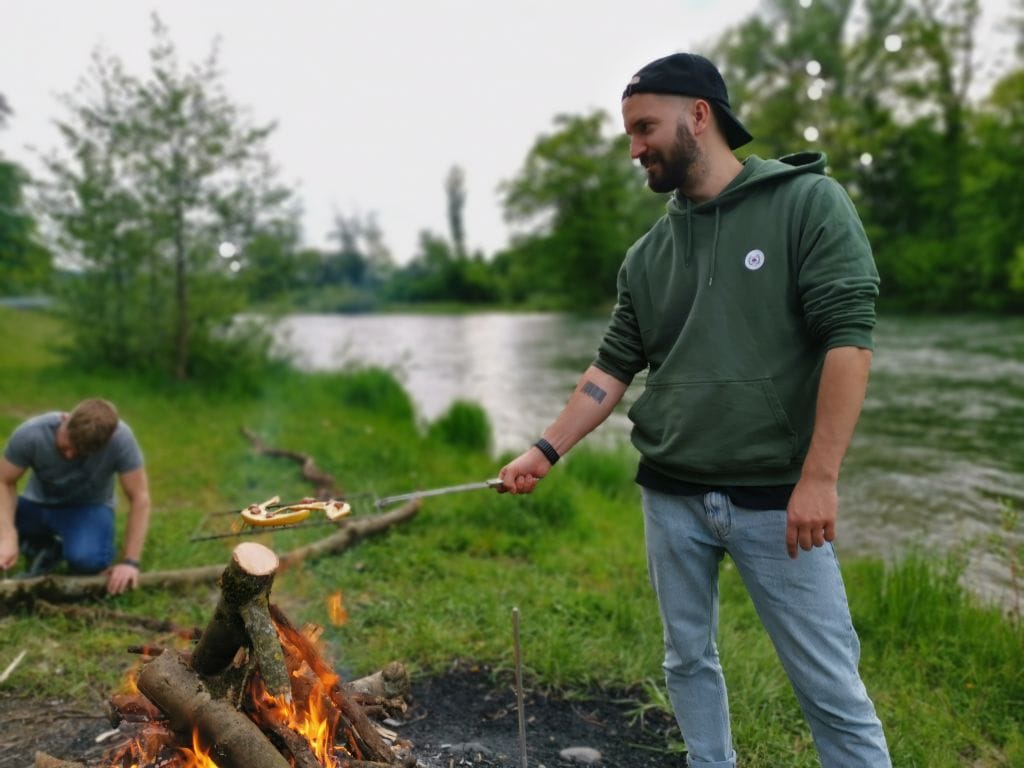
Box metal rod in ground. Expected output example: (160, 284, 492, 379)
(513, 606, 528, 768)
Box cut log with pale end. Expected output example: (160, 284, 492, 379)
(137, 649, 290, 768)
(190, 542, 291, 701)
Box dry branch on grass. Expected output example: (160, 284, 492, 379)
(0, 500, 421, 607)
(240, 426, 343, 499)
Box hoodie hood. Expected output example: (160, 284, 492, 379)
(663, 152, 827, 284)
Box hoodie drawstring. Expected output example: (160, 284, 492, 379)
(685, 199, 693, 268)
(708, 207, 720, 287)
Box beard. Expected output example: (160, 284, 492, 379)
(642, 120, 700, 194)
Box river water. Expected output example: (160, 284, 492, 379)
(277, 312, 1024, 606)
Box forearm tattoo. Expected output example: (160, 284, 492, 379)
(581, 380, 607, 404)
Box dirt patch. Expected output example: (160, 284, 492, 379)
(0, 663, 683, 767)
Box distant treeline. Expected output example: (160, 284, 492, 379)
(0, 3, 1022, 382)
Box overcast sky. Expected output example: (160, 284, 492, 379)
(0, 1, 1018, 264)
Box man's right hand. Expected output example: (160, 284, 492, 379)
(498, 447, 553, 495)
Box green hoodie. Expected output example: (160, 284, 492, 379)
(593, 152, 879, 487)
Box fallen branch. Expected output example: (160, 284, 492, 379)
(241, 427, 342, 499)
(0, 500, 421, 607)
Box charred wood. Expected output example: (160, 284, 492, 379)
(137, 649, 290, 768)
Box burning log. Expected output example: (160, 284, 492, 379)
(106, 541, 412, 768)
(137, 649, 290, 768)
(268, 603, 402, 764)
(190, 542, 291, 701)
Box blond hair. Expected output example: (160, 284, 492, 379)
(67, 398, 119, 457)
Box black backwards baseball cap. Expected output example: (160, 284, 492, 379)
(622, 53, 754, 150)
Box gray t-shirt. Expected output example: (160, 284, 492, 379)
(3, 412, 144, 507)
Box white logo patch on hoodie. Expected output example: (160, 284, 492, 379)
(744, 249, 766, 271)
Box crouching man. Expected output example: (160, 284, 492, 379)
(0, 398, 150, 594)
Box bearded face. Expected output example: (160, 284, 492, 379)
(641, 118, 701, 194)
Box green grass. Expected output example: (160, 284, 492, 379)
(1, 307, 1022, 766)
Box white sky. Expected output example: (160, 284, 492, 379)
(0, 0, 1018, 263)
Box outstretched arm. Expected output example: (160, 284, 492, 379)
(106, 467, 151, 594)
(499, 366, 628, 494)
(786, 346, 872, 558)
(0, 458, 26, 570)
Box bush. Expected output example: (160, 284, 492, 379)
(332, 366, 415, 422)
(427, 400, 492, 453)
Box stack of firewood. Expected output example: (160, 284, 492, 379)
(35, 542, 416, 768)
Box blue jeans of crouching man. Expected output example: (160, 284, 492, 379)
(641, 488, 891, 768)
(15, 496, 115, 574)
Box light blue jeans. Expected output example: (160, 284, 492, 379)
(641, 488, 890, 767)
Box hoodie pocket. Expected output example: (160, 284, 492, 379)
(627, 378, 799, 473)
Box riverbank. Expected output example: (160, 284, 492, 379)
(0, 306, 1021, 767)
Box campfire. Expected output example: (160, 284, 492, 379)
(37, 542, 414, 768)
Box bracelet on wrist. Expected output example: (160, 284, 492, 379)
(533, 437, 560, 466)
(120, 558, 141, 569)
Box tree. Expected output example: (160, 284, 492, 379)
(962, 68, 1024, 309)
(709, 0, 1024, 310)
(445, 165, 468, 260)
(0, 95, 51, 295)
(322, 211, 393, 289)
(498, 110, 663, 308)
(40, 16, 295, 380)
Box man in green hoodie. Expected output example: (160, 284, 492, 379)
(498, 53, 890, 767)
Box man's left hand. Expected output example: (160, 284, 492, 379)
(106, 562, 140, 594)
(785, 477, 838, 559)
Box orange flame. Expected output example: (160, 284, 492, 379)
(103, 610, 354, 768)
(119, 664, 140, 695)
(178, 728, 219, 768)
(252, 682, 342, 768)
(327, 591, 348, 626)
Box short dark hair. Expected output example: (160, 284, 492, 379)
(67, 398, 119, 457)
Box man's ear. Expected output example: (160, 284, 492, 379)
(691, 98, 714, 138)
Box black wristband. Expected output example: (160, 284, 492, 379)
(533, 438, 560, 466)
(121, 558, 141, 569)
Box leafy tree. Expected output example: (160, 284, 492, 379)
(0, 96, 51, 294)
(39, 16, 295, 380)
(237, 218, 312, 303)
(322, 211, 392, 289)
(710, 0, 1024, 311)
(446, 165, 468, 260)
(962, 69, 1024, 309)
(498, 110, 664, 308)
